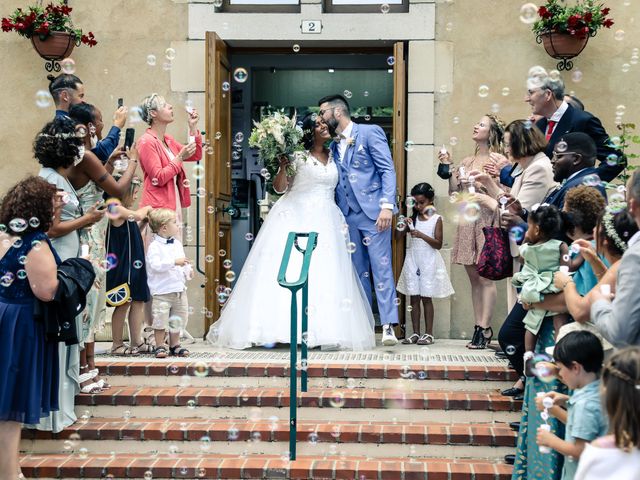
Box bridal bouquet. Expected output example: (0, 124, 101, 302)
(249, 111, 305, 179)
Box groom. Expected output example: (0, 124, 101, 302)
(318, 95, 400, 346)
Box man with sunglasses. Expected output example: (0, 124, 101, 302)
(524, 66, 624, 183)
(497, 133, 606, 409)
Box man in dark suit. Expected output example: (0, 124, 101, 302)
(525, 69, 624, 183)
(497, 133, 606, 401)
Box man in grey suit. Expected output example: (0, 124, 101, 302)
(591, 171, 640, 348)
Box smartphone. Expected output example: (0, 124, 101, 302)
(96, 204, 107, 211)
(117, 98, 124, 108)
(124, 128, 135, 149)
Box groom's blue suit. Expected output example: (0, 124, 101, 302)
(331, 122, 399, 326)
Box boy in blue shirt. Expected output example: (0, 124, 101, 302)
(535, 330, 608, 480)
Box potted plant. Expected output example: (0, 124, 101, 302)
(2, 1, 97, 71)
(532, 0, 613, 70)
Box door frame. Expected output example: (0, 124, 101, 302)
(202, 38, 408, 330)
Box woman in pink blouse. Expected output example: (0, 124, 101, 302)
(137, 93, 202, 239)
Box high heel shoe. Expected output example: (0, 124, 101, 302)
(468, 326, 493, 349)
(466, 325, 481, 348)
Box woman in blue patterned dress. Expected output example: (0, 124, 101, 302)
(0, 177, 61, 477)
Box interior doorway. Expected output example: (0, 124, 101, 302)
(204, 34, 407, 332)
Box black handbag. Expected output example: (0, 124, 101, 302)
(437, 163, 452, 179)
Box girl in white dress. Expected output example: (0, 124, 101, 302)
(397, 183, 454, 345)
(206, 114, 375, 350)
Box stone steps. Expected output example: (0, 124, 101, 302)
(21, 418, 516, 459)
(19, 453, 514, 479)
(20, 345, 518, 479)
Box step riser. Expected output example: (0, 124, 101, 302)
(74, 406, 522, 423)
(21, 439, 515, 460)
(105, 376, 514, 392)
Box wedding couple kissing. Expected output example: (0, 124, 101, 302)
(207, 94, 400, 350)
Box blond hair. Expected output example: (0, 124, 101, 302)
(148, 208, 176, 233)
(139, 93, 166, 125)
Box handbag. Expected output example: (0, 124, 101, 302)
(476, 209, 513, 280)
(105, 221, 132, 307)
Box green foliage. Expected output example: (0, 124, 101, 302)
(533, 0, 614, 38)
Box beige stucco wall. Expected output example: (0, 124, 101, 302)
(1, 0, 638, 339)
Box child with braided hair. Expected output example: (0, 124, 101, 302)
(574, 346, 640, 479)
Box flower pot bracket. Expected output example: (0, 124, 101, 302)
(536, 30, 594, 71)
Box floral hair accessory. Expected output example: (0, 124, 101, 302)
(602, 202, 629, 253)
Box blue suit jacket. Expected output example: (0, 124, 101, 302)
(332, 123, 397, 221)
(536, 105, 624, 183)
(545, 167, 606, 210)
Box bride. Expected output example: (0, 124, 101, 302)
(206, 113, 375, 350)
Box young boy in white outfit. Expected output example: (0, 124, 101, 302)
(146, 208, 194, 358)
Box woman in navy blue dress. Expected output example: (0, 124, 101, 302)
(0, 176, 61, 477)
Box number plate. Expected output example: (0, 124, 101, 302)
(301, 20, 322, 34)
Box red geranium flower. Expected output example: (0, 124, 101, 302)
(584, 12, 593, 22)
(603, 19, 614, 28)
(1, 18, 14, 32)
(601, 7, 610, 15)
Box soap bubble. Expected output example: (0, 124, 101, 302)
(35, 90, 53, 108)
(463, 202, 481, 222)
(292, 44, 300, 53)
(501, 87, 510, 96)
(519, 3, 538, 24)
(571, 70, 583, 83)
(509, 226, 525, 243)
(478, 85, 490, 97)
(233, 67, 248, 83)
(556, 141, 568, 153)
(582, 174, 601, 187)
(165, 48, 177, 60)
(245, 232, 254, 241)
(616, 105, 626, 116)
(614, 30, 625, 41)
(622, 63, 631, 73)
(329, 391, 345, 408)
(146, 54, 157, 66)
(222, 81, 230, 92)
(404, 140, 415, 152)
(505, 345, 517, 355)
(387, 56, 395, 66)
(380, 3, 390, 14)
(343, 90, 353, 99)
(60, 58, 76, 74)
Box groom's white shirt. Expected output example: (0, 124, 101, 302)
(337, 121, 354, 162)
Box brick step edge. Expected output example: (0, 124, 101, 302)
(20, 453, 514, 479)
(23, 419, 517, 447)
(75, 387, 523, 411)
(95, 361, 518, 382)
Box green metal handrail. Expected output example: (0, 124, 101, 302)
(277, 231, 318, 461)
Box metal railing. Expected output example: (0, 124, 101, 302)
(277, 231, 318, 461)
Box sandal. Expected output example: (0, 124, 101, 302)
(417, 334, 435, 345)
(466, 325, 481, 348)
(142, 327, 156, 348)
(80, 381, 102, 394)
(136, 342, 155, 354)
(169, 345, 190, 357)
(401, 333, 420, 345)
(110, 344, 140, 356)
(155, 345, 168, 359)
(96, 377, 111, 390)
(468, 327, 493, 350)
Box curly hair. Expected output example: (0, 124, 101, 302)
(564, 185, 606, 235)
(529, 204, 562, 240)
(33, 116, 83, 169)
(300, 112, 318, 150)
(0, 176, 56, 236)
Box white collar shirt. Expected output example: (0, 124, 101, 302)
(338, 121, 354, 161)
(146, 234, 190, 295)
(549, 101, 569, 123)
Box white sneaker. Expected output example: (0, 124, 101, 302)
(381, 325, 398, 346)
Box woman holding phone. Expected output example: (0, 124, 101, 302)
(67, 103, 140, 392)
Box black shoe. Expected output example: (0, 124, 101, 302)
(514, 393, 524, 401)
(509, 421, 520, 432)
(495, 351, 507, 359)
(504, 454, 515, 465)
(501, 387, 525, 397)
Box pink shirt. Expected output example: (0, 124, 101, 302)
(138, 128, 202, 210)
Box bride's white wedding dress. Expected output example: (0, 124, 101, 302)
(206, 151, 375, 350)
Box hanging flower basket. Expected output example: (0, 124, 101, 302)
(532, 0, 614, 71)
(537, 31, 590, 70)
(2, 1, 97, 72)
(30, 30, 75, 61)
